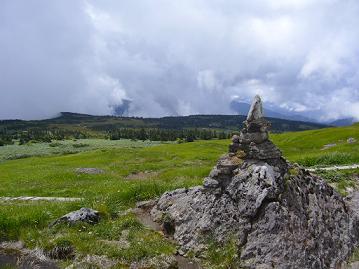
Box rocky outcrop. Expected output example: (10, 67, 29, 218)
(150, 95, 359, 268)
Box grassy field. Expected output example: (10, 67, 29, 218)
(0, 140, 228, 268)
(0, 139, 164, 162)
(0, 124, 358, 268)
(272, 122, 359, 166)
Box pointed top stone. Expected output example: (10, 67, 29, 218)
(247, 95, 264, 122)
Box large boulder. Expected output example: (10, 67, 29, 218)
(150, 95, 359, 268)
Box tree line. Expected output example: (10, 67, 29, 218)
(0, 127, 88, 146)
(0, 126, 233, 146)
(107, 128, 230, 142)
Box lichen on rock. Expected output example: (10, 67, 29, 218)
(150, 95, 359, 269)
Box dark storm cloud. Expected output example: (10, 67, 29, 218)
(1, 0, 359, 120)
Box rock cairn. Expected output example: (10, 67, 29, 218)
(229, 95, 281, 160)
(151, 95, 359, 269)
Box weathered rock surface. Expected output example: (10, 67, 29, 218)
(50, 208, 100, 226)
(150, 95, 359, 268)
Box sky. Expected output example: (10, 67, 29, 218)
(1, 0, 359, 121)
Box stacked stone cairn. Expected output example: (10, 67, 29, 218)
(150, 95, 359, 269)
(229, 95, 281, 160)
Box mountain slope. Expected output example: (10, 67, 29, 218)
(0, 112, 328, 135)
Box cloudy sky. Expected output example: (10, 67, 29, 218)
(1, 0, 359, 121)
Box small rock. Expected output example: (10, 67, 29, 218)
(203, 177, 219, 188)
(50, 208, 100, 227)
(246, 95, 264, 122)
(348, 137, 357, 144)
(232, 135, 240, 143)
(322, 143, 337, 150)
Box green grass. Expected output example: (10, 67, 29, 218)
(0, 140, 227, 267)
(0, 201, 82, 241)
(0, 201, 175, 266)
(0, 140, 225, 198)
(312, 168, 359, 196)
(204, 236, 241, 269)
(27, 213, 175, 261)
(0, 123, 358, 267)
(271, 123, 359, 166)
(0, 139, 164, 162)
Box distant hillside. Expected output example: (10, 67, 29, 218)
(0, 112, 328, 137)
(330, 117, 358, 127)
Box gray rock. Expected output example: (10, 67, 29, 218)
(50, 208, 100, 226)
(232, 134, 240, 143)
(239, 130, 269, 144)
(150, 95, 359, 268)
(247, 95, 264, 122)
(322, 143, 337, 150)
(151, 158, 359, 268)
(348, 137, 357, 144)
(203, 177, 219, 188)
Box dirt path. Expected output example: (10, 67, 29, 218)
(0, 196, 83, 202)
(307, 164, 359, 172)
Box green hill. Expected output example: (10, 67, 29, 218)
(271, 123, 359, 166)
(0, 112, 327, 136)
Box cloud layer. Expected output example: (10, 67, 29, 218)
(1, 0, 359, 121)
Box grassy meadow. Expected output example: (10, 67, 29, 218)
(271, 122, 359, 166)
(0, 139, 164, 163)
(0, 123, 358, 268)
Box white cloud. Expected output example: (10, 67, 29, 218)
(197, 70, 220, 91)
(0, 0, 359, 121)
